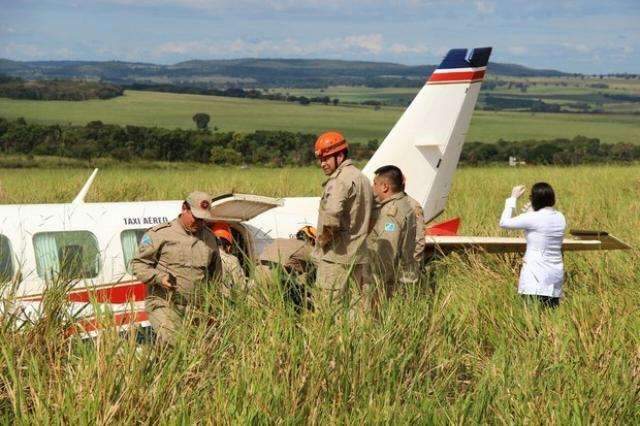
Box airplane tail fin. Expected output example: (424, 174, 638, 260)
(362, 47, 492, 222)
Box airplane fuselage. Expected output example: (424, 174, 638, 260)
(0, 197, 320, 331)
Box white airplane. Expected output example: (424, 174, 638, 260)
(0, 47, 629, 334)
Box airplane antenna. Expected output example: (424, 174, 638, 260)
(72, 168, 99, 204)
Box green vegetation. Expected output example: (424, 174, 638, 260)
(0, 75, 123, 101)
(279, 76, 640, 113)
(0, 118, 378, 165)
(0, 165, 637, 422)
(1, 118, 637, 166)
(1, 90, 639, 144)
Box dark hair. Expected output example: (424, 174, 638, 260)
(374, 165, 404, 192)
(530, 182, 555, 211)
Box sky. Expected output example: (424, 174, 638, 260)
(0, 0, 638, 73)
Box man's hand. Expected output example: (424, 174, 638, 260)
(317, 227, 335, 249)
(160, 274, 176, 290)
(511, 185, 526, 199)
(520, 201, 532, 213)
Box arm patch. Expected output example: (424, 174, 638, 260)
(140, 234, 153, 249)
(384, 222, 397, 232)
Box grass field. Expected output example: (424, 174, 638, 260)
(280, 76, 640, 113)
(0, 165, 638, 422)
(1, 90, 639, 144)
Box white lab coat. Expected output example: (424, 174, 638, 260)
(499, 197, 566, 297)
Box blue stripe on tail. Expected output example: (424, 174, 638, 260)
(438, 47, 492, 69)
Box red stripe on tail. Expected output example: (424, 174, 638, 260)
(428, 70, 485, 84)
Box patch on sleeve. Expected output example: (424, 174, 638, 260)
(384, 222, 397, 232)
(140, 234, 153, 248)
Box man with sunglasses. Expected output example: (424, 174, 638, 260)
(132, 191, 222, 345)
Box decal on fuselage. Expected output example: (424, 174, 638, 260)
(123, 216, 169, 226)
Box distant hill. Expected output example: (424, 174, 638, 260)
(0, 58, 569, 88)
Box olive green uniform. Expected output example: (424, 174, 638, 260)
(315, 159, 374, 304)
(368, 192, 418, 297)
(260, 238, 314, 275)
(132, 217, 222, 345)
(406, 194, 426, 263)
(220, 251, 249, 294)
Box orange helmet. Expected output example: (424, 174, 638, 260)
(295, 225, 317, 243)
(315, 131, 348, 158)
(211, 223, 232, 244)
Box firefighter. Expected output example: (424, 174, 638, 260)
(211, 222, 247, 291)
(132, 191, 222, 345)
(313, 131, 374, 309)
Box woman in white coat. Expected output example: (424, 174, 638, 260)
(499, 182, 566, 308)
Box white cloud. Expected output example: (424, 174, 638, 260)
(389, 43, 430, 54)
(0, 43, 46, 59)
(342, 34, 384, 54)
(0, 25, 16, 35)
(507, 45, 527, 55)
(153, 34, 432, 59)
(560, 42, 592, 53)
(0, 43, 76, 60)
(474, 0, 495, 14)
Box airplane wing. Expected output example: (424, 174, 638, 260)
(425, 230, 631, 254)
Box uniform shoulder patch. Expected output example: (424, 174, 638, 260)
(139, 234, 153, 249)
(384, 222, 397, 232)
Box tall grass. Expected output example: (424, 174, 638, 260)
(0, 164, 638, 422)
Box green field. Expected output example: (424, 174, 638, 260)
(1, 90, 639, 144)
(0, 165, 637, 422)
(279, 76, 640, 113)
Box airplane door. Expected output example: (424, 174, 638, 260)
(209, 194, 284, 222)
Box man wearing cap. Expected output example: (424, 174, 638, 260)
(313, 131, 374, 309)
(132, 191, 222, 345)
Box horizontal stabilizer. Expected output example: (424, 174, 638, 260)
(569, 229, 631, 250)
(425, 232, 631, 254)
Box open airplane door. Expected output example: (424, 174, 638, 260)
(210, 193, 284, 222)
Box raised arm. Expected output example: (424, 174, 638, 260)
(499, 185, 537, 230)
(499, 197, 536, 230)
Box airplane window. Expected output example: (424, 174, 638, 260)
(33, 231, 100, 280)
(121, 229, 147, 273)
(0, 235, 14, 283)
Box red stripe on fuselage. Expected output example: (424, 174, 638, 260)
(19, 281, 147, 303)
(427, 69, 485, 84)
(67, 281, 147, 303)
(68, 310, 149, 335)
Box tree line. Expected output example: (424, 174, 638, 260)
(462, 136, 640, 165)
(0, 118, 637, 166)
(0, 117, 378, 166)
(0, 75, 123, 101)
